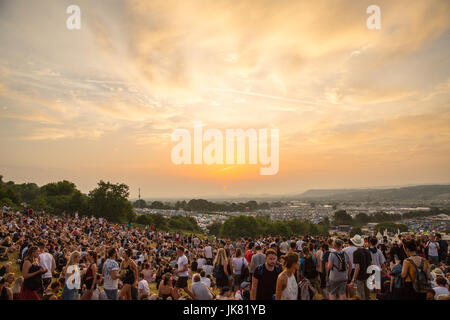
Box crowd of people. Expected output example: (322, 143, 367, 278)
(0, 206, 449, 300)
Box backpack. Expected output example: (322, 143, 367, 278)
(240, 258, 249, 280)
(304, 256, 317, 279)
(255, 263, 282, 278)
(213, 263, 225, 279)
(407, 258, 431, 293)
(332, 252, 347, 272)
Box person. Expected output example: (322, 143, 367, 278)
(80, 250, 97, 300)
(244, 242, 254, 265)
(319, 243, 330, 299)
(0, 276, 12, 300)
(343, 238, 357, 298)
(436, 234, 448, 264)
(204, 244, 213, 263)
(432, 276, 449, 299)
(280, 238, 289, 254)
(389, 254, 404, 300)
(61, 251, 82, 300)
(249, 245, 265, 284)
(193, 269, 209, 288)
(119, 248, 138, 300)
(12, 277, 23, 300)
(158, 273, 175, 300)
(231, 247, 248, 291)
(401, 239, 431, 300)
(137, 272, 150, 299)
(19, 246, 46, 300)
(426, 289, 436, 300)
(276, 252, 299, 300)
(235, 281, 251, 300)
(211, 248, 227, 290)
(327, 239, 351, 300)
(251, 249, 281, 300)
(300, 247, 317, 285)
(38, 241, 55, 295)
(369, 237, 386, 273)
(349, 235, 372, 300)
(191, 273, 212, 300)
(102, 247, 120, 300)
(426, 236, 440, 266)
(174, 246, 195, 299)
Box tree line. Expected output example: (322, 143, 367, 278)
(0, 176, 135, 224)
(331, 208, 447, 227)
(207, 215, 330, 239)
(133, 198, 286, 212)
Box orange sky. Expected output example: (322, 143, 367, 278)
(0, 0, 449, 198)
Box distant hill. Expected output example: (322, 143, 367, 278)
(297, 185, 450, 201)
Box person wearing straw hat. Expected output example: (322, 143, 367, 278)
(349, 235, 372, 300)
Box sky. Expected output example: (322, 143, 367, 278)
(0, 0, 449, 199)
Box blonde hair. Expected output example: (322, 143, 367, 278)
(12, 277, 23, 295)
(213, 248, 227, 266)
(66, 251, 81, 269)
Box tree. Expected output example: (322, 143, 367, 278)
(207, 222, 222, 236)
(136, 214, 153, 225)
(332, 210, 353, 226)
(355, 213, 370, 224)
(149, 201, 165, 209)
(133, 199, 147, 208)
(350, 227, 362, 237)
(88, 181, 136, 223)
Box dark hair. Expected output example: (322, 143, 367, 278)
(370, 238, 378, 246)
(107, 248, 116, 258)
(405, 240, 417, 252)
(436, 276, 447, 286)
(88, 251, 97, 261)
(265, 249, 277, 257)
(281, 252, 299, 269)
(125, 248, 133, 257)
(255, 245, 262, 251)
(138, 272, 144, 278)
(290, 242, 296, 249)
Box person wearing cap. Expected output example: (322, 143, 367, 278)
(235, 281, 251, 300)
(349, 235, 372, 300)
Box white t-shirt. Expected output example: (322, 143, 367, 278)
(138, 279, 150, 296)
(232, 257, 248, 275)
(433, 286, 449, 299)
(202, 265, 213, 276)
(204, 246, 213, 259)
(102, 259, 120, 290)
(201, 276, 211, 288)
(343, 246, 357, 269)
(39, 252, 54, 279)
(197, 258, 206, 269)
(177, 255, 189, 277)
(428, 242, 439, 257)
(296, 240, 304, 251)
